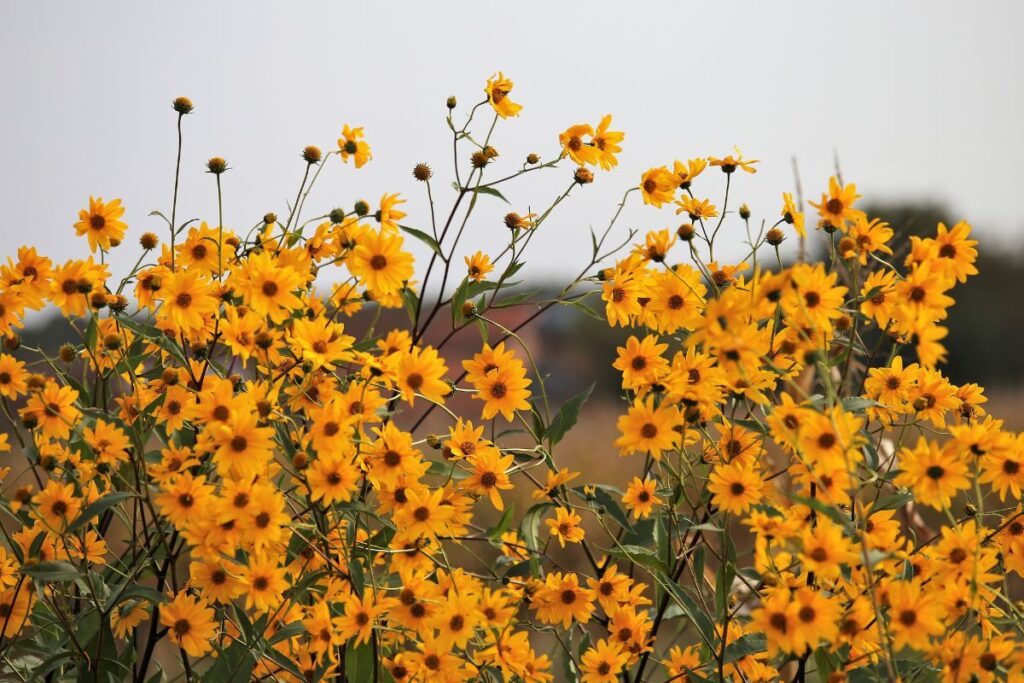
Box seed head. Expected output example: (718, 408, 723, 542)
(354, 200, 370, 217)
(526, 153, 540, 165)
(109, 295, 129, 312)
(58, 343, 77, 363)
(470, 151, 489, 169)
(302, 145, 322, 164)
(765, 227, 784, 246)
(412, 163, 433, 181)
(329, 208, 346, 224)
(677, 223, 696, 241)
(140, 232, 159, 250)
(461, 301, 477, 318)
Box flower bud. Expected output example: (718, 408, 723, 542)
(446, 95, 457, 109)
(206, 157, 228, 174)
(574, 167, 594, 185)
(739, 203, 751, 220)
(354, 200, 370, 217)
(677, 223, 696, 241)
(461, 301, 477, 318)
(526, 153, 540, 165)
(140, 232, 159, 250)
(264, 212, 277, 225)
(3, 335, 19, 352)
(172, 96, 194, 115)
(765, 227, 784, 246)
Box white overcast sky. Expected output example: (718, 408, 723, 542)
(2, 1, 1022, 285)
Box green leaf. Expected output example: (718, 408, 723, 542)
(115, 585, 168, 607)
(205, 640, 256, 683)
(588, 486, 633, 533)
(874, 492, 913, 511)
(471, 185, 510, 203)
(486, 505, 516, 543)
(399, 225, 443, 257)
(606, 544, 670, 575)
(842, 396, 879, 413)
(67, 491, 134, 534)
(85, 315, 98, 352)
(521, 502, 553, 577)
(662, 581, 716, 649)
(723, 632, 765, 663)
(545, 383, 595, 446)
(20, 560, 80, 582)
(344, 641, 374, 682)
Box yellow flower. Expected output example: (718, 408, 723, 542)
(709, 148, 758, 174)
(532, 571, 594, 627)
(485, 71, 523, 119)
(334, 591, 386, 646)
(377, 192, 407, 232)
(338, 124, 372, 167)
(580, 639, 629, 683)
(809, 176, 864, 231)
(621, 477, 661, 519)
(559, 123, 598, 167)
(708, 461, 763, 515)
(591, 115, 624, 170)
(396, 345, 449, 406)
(348, 228, 414, 296)
(465, 251, 493, 282)
(160, 592, 217, 657)
(639, 166, 676, 207)
(157, 269, 219, 334)
(74, 196, 127, 252)
(33, 480, 81, 530)
(545, 507, 585, 547)
(614, 396, 680, 459)
(781, 191, 805, 237)
(894, 437, 971, 509)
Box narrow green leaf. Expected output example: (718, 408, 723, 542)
(545, 383, 595, 446)
(20, 560, 80, 582)
(67, 491, 134, 534)
(399, 225, 443, 257)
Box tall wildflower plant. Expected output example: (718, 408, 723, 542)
(0, 75, 1011, 682)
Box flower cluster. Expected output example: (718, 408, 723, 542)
(0, 73, 1017, 683)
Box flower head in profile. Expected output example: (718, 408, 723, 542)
(709, 148, 758, 174)
(485, 71, 523, 118)
(338, 124, 372, 167)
